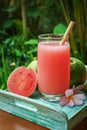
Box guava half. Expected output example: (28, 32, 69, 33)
(7, 66, 37, 97)
(70, 57, 86, 87)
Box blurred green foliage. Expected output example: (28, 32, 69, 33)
(0, 0, 87, 89)
(59, 0, 87, 62)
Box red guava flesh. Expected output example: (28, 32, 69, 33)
(7, 66, 37, 97)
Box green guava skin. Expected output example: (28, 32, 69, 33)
(27, 60, 38, 73)
(27, 60, 38, 92)
(70, 57, 86, 87)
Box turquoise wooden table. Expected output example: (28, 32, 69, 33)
(0, 90, 87, 130)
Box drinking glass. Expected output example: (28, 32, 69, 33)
(37, 34, 70, 101)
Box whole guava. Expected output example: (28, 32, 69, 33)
(70, 57, 86, 87)
(27, 60, 37, 73)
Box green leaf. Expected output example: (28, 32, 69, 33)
(27, 8, 40, 18)
(15, 49, 21, 57)
(0, 30, 8, 35)
(27, 48, 37, 54)
(4, 37, 13, 44)
(3, 6, 17, 12)
(13, 19, 22, 32)
(53, 23, 67, 34)
(4, 20, 14, 29)
(24, 39, 38, 45)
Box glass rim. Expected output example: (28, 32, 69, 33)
(38, 33, 64, 40)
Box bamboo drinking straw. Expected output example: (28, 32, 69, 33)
(60, 21, 75, 45)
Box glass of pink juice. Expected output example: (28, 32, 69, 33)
(37, 34, 70, 101)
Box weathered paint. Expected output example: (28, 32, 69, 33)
(0, 90, 87, 130)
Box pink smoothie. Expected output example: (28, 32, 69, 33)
(38, 41, 70, 95)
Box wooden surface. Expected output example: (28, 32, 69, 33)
(0, 110, 87, 130)
(0, 110, 49, 130)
